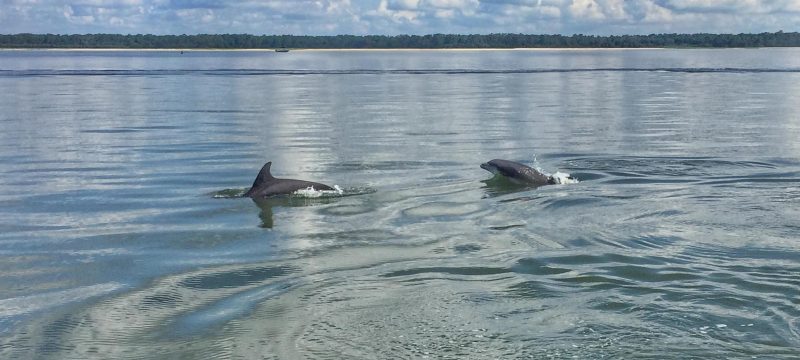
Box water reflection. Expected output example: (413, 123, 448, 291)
(481, 174, 542, 197)
(251, 196, 338, 229)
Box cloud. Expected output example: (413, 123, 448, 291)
(386, 0, 420, 11)
(0, 0, 798, 35)
(659, 0, 800, 14)
(568, 0, 605, 20)
(625, 0, 672, 23)
(374, 0, 479, 26)
(155, 0, 223, 10)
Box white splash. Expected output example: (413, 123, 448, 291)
(531, 154, 542, 172)
(293, 185, 344, 198)
(530, 154, 579, 185)
(551, 171, 580, 185)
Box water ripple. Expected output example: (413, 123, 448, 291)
(3, 50, 800, 359)
(4, 67, 800, 77)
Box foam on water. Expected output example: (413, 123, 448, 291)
(293, 185, 344, 198)
(531, 155, 579, 185)
(551, 171, 580, 184)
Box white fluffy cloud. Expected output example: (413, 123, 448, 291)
(0, 0, 798, 35)
(662, 0, 798, 13)
(375, 0, 479, 24)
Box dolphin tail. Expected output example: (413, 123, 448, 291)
(244, 161, 274, 197)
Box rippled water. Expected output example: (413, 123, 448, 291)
(1, 49, 799, 359)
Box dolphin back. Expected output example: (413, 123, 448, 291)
(484, 159, 552, 185)
(244, 161, 334, 198)
(262, 180, 334, 197)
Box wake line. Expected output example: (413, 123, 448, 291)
(2, 68, 800, 77)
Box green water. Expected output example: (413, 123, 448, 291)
(1, 49, 799, 359)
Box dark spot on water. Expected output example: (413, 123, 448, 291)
(568, 236, 598, 247)
(489, 224, 525, 231)
(701, 174, 800, 186)
(512, 258, 571, 276)
(38, 315, 82, 354)
(603, 178, 697, 185)
(541, 197, 603, 210)
(180, 265, 298, 289)
(506, 280, 561, 298)
(607, 170, 646, 178)
(453, 244, 483, 253)
(381, 266, 509, 278)
(624, 234, 683, 250)
(80, 128, 138, 134)
(140, 291, 182, 309)
(625, 209, 685, 221)
(404, 131, 459, 136)
(569, 171, 604, 181)
(589, 298, 637, 312)
(602, 264, 701, 283)
(496, 195, 540, 203)
(555, 274, 633, 287)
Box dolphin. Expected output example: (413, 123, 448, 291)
(481, 159, 571, 186)
(243, 161, 334, 198)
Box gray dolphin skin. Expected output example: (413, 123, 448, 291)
(480, 159, 560, 186)
(243, 161, 334, 198)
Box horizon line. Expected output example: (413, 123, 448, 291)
(2, 31, 797, 37)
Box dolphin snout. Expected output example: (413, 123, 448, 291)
(480, 162, 499, 175)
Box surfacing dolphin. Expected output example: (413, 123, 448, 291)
(481, 159, 572, 186)
(244, 161, 334, 198)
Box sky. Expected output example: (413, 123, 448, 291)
(1, 0, 799, 36)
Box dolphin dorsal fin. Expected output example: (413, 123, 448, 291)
(255, 161, 275, 181)
(243, 162, 276, 197)
(249, 161, 276, 189)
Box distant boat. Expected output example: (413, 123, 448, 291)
(275, 48, 290, 53)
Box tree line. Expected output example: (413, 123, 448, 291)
(2, 32, 799, 49)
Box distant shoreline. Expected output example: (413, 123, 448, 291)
(3, 32, 799, 49)
(0, 47, 673, 52)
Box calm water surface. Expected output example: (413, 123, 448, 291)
(1, 49, 799, 359)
